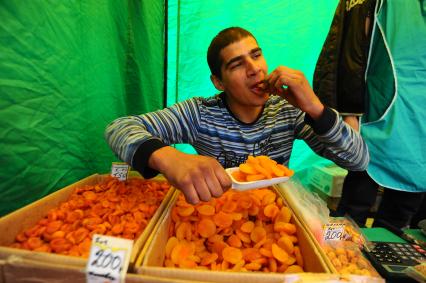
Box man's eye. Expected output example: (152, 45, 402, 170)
(253, 52, 262, 58)
(230, 62, 242, 69)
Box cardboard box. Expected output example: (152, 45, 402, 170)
(0, 259, 5, 283)
(135, 188, 331, 283)
(0, 173, 174, 270)
(309, 165, 347, 198)
(0, 255, 207, 283)
(0, 256, 205, 283)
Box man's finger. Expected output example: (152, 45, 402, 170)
(214, 167, 232, 192)
(181, 184, 200, 205)
(192, 176, 212, 202)
(202, 168, 225, 197)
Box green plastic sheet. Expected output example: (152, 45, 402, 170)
(0, 0, 164, 216)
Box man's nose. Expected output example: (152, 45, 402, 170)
(246, 58, 260, 76)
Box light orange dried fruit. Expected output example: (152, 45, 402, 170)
(222, 246, 243, 264)
(284, 264, 304, 273)
(176, 222, 192, 241)
(246, 174, 266, 182)
(260, 247, 273, 258)
(272, 243, 289, 263)
(239, 163, 258, 175)
(236, 229, 251, 244)
(242, 248, 262, 262)
(222, 201, 238, 213)
(227, 234, 242, 248)
(264, 204, 279, 219)
(213, 211, 233, 228)
(27, 237, 43, 250)
(245, 262, 262, 271)
(171, 242, 194, 265)
(240, 221, 255, 233)
(231, 171, 247, 182)
(235, 156, 294, 182)
(196, 204, 215, 216)
(277, 235, 294, 254)
(197, 219, 216, 238)
(250, 226, 266, 243)
(165, 236, 179, 258)
(200, 252, 218, 266)
(176, 206, 195, 217)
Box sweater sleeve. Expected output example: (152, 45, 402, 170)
(104, 98, 201, 177)
(296, 107, 370, 171)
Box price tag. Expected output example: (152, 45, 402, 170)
(323, 223, 346, 241)
(86, 234, 133, 283)
(111, 163, 130, 181)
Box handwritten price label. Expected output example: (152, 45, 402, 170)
(323, 223, 345, 241)
(111, 163, 130, 181)
(86, 234, 133, 283)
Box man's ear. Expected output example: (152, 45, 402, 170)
(210, 74, 224, 91)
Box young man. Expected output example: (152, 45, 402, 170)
(105, 27, 369, 205)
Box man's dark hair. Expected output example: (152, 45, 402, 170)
(207, 27, 255, 79)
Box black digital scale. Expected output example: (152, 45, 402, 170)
(363, 241, 426, 282)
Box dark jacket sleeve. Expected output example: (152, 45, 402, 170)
(313, 0, 345, 109)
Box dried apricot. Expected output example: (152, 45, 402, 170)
(197, 219, 216, 238)
(213, 211, 233, 228)
(196, 204, 215, 216)
(272, 243, 289, 263)
(250, 226, 266, 243)
(222, 246, 243, 264)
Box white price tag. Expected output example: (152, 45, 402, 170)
(323, 223, 346, 241)
(111, 163, 130, 181)
(86, 234, 133, 283)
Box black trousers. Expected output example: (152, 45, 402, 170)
(411, 196, 426, 228)
(333, 170, 425, 229)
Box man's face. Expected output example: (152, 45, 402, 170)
(214, 36, 269, 108)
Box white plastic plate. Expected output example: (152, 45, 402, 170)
(226, 167, 290, 191)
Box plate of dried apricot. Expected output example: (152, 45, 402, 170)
(226, 155, 294, 191)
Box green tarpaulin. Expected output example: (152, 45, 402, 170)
(0, 0, 165, 215)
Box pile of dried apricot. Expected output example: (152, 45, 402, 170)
(9, 176, 170, 258)
(323, 242, 380, 277)
(231, 156, 294, 182)
(164, 188, 304, 273)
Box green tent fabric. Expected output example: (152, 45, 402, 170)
(0, 0, 165, 216)
(361, 0, 426, 191)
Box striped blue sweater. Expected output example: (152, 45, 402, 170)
(105, 93, 369, 177)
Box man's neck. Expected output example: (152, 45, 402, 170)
(221, 93, 264, 124)
(232, 105, 263, 124)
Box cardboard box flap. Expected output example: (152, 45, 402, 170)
(2, 255, 204, 283)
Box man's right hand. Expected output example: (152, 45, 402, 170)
(148, 146, 231, 204)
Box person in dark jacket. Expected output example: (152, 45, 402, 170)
(314, 0, 376, 227)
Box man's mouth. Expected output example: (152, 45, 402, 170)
(250, 80, 268, 94)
